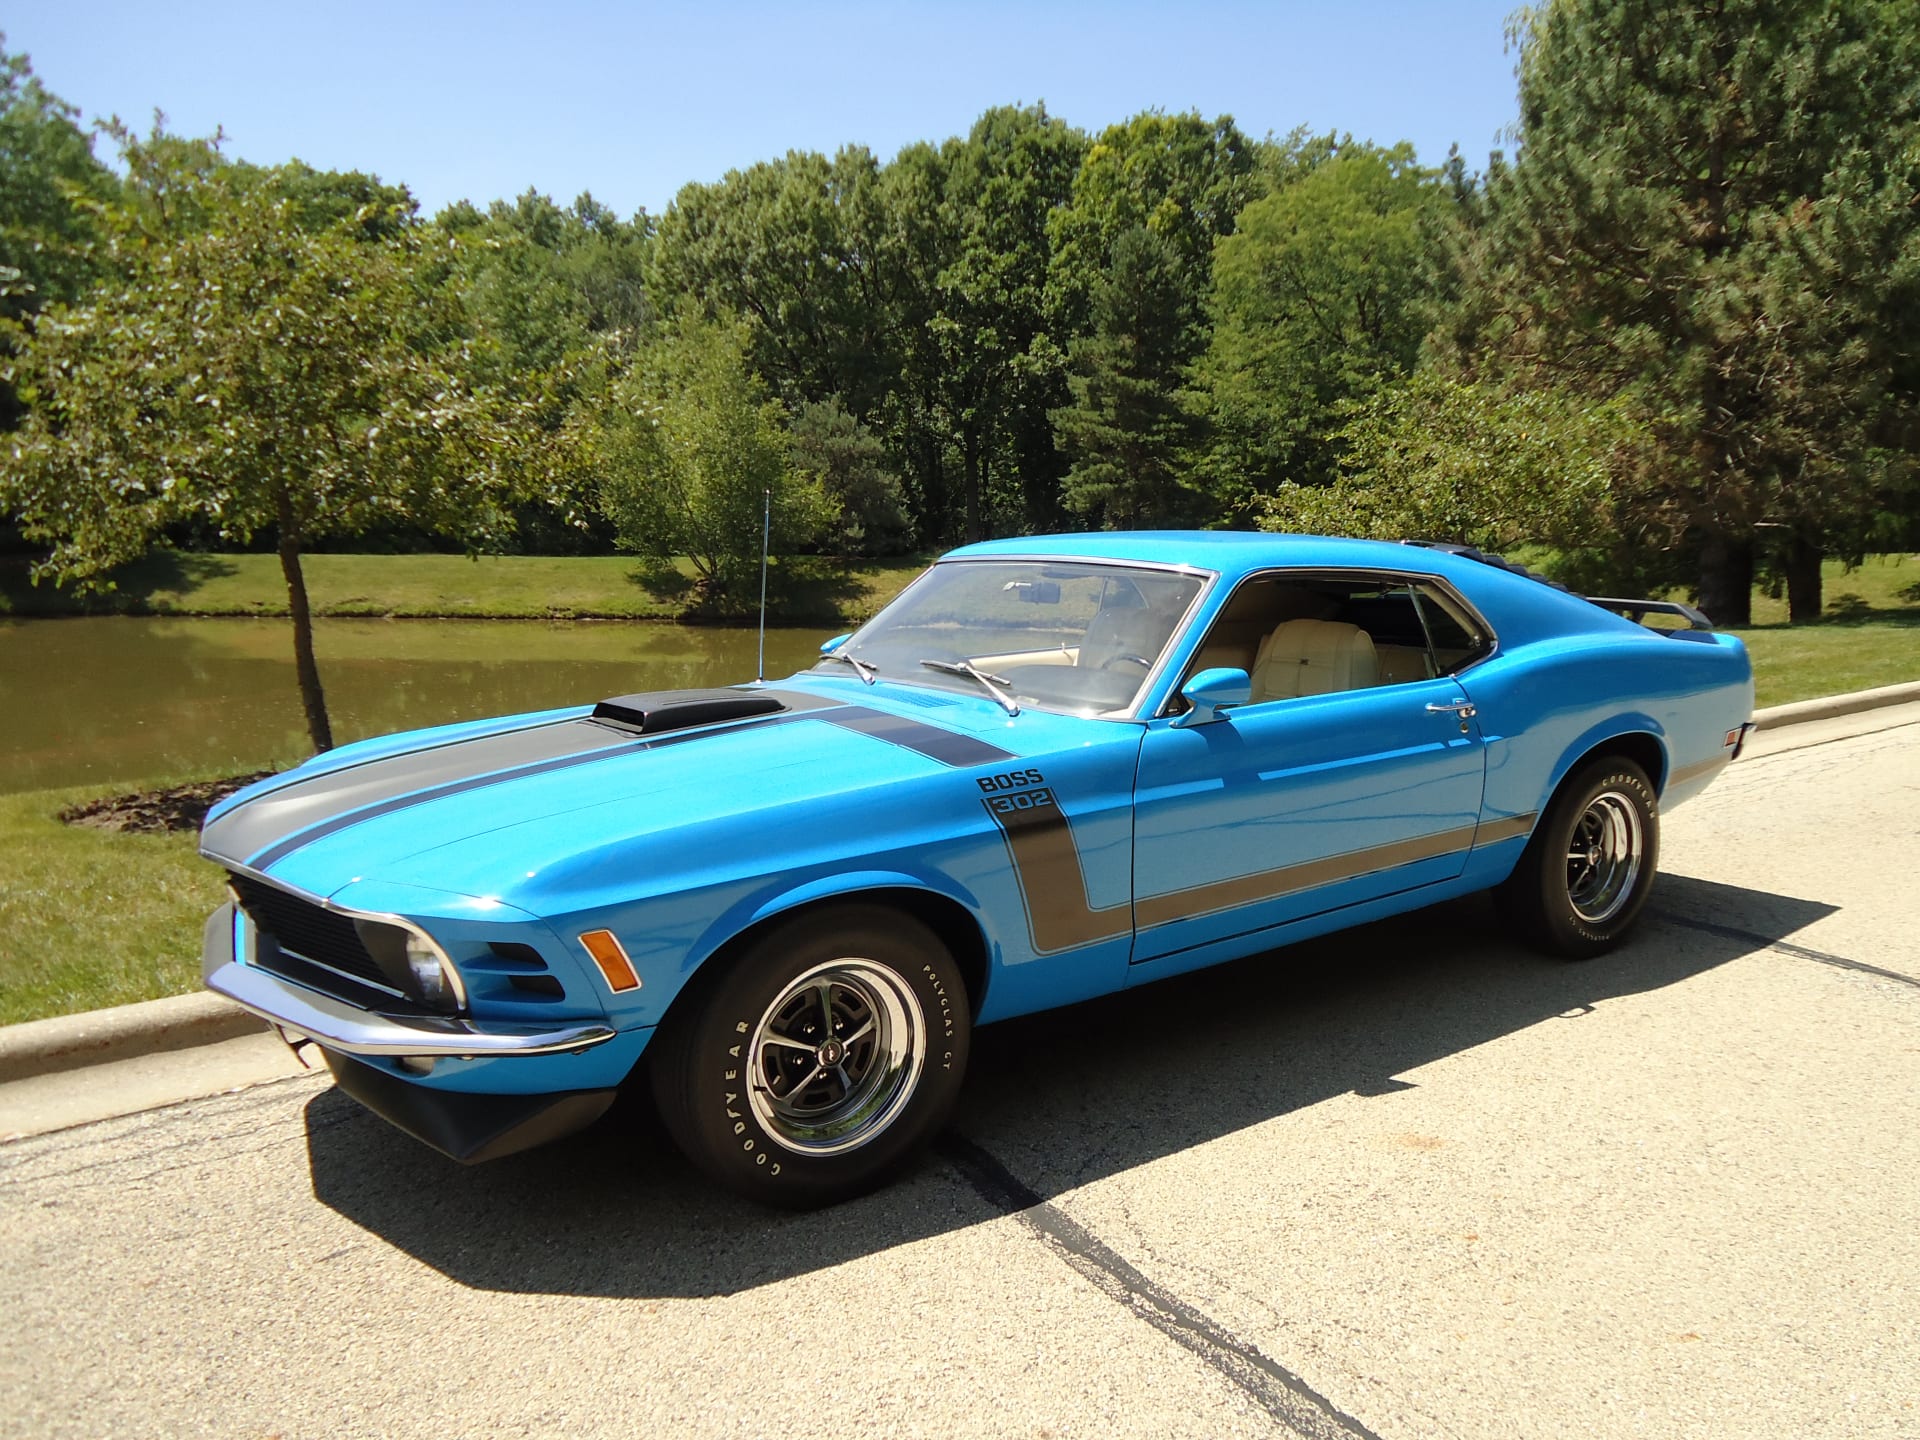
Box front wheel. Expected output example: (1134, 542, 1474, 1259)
(650, 904, 970, 1207)
(1498, 757, 1659, 959)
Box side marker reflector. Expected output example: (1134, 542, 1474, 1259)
(580, 929, 641, 992)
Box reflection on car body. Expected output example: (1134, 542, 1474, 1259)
(200, 532, 1753, 1205)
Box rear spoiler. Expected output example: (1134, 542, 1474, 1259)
(1584, 598, 1714, 630)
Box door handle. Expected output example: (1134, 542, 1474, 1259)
(1426, 701, 1477, 719)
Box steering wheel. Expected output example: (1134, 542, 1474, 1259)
(1100, 654, 1153, 673)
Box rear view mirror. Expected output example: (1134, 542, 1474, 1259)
(1002, 580, 1061, 604)
(1171, 667, 1251, 727)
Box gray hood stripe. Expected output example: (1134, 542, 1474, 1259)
(205, 692, 1016, 873)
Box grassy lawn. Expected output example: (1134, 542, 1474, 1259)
(0, 552, 1914, 1026)
(0, 779, 228, 1026)
(0, 551, 932, 625)
(1725, 554, 1920, 705)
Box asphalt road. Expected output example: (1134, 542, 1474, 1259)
(3, 709, 1917, 1440)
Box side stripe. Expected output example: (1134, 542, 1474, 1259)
(1133, 824, 1483, 930)
(983, 793, 1541, 954)
(982, 794, 1131, 955)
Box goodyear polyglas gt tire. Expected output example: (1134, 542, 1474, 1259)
(1499, 756, 1660, 959)
(650, 904, 970, 1207)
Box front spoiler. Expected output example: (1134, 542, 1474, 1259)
(202, 903, 617, 1058)
(322, 1049, 618, 1164)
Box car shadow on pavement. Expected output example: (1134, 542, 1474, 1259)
(303, 874, 1835, 1298)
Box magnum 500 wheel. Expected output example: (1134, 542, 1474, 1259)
(1499, 756, 1660, 959)
(651, 904, 970, 1207)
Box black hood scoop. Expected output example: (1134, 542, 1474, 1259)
(590, 688, 789, 735)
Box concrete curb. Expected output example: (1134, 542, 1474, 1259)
(0, 992, 265, 1085)
(1750, 679, 1920, 731)
(2, 677, 1916, 1089)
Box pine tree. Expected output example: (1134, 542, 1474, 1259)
(1445, 0, 1920, 622)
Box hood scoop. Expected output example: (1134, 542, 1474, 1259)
(590, 688, 788, 735)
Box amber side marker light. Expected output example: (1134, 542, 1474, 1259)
(580, 929, 641, 992)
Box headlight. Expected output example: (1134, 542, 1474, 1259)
(404, 932, 455, 1007)
(354, 917, 464, 1012)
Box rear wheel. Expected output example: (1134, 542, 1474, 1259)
(650, 904, 970, 1207)
(1499, 757, 1659, 959)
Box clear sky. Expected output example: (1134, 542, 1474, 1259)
(6, 1, 1524, 221)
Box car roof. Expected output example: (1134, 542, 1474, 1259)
(945, 530, 1473, 583)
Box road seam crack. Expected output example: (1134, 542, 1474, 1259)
(938, 1131, 1387, 1440)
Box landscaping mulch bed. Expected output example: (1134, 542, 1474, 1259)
(59, 772, 276, 835)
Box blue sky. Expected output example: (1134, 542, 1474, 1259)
(7, 1, 1524, 220)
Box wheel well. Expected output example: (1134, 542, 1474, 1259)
(1570, 731, 1666, 795)
(667, 888, 991, 1036)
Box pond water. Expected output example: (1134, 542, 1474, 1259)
(0, 617, 838, 795)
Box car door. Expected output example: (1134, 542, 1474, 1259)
(1130, 572, 1491, 964)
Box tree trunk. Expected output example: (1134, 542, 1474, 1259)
(1786, 533, 1823, 623)
(962, 438, 984, 544)
(1696, 532, 1754, 628)
(276, 525, 334, 753)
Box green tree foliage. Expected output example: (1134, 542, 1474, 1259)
(0, 39, 118, 426)
(1199, 144, 1446, 507)
(436, 189, 652, 551)
(1260, 372, 1664, 592)
(788, 398, 911, 556)
(589, 317, 830, 605)
(2, 167, 528, 751)
(1046, 111, 1259, 343)
(648, 149, 895, 419)
(1053, 227, 1206, 526)
(1442, 0, 1920, 622)
(906, 104, 1088, 541)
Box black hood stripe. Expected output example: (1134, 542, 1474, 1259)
(205, 691, 1016, 873)
(814, 708, 1017, 767)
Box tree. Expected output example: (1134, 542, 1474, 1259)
(1259, 372, 1666, 593)
(912, 104, 1088, 541)
(0, 38, 118, 427)
(1441, 0, 1920, 623)
(1052, 227, 1207, 526)
(1199, 144, 1444, 507)
(3, 168, 527, 752)
(588, 317, 830, 606)
(788, 398, 911, 556)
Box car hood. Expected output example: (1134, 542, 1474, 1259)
(201, 682, 1026, 908)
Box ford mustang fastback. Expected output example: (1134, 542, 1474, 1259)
(201, 532, 1754, 1205)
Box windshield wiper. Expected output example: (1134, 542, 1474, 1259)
(826, 651, 878, 685)
(919, 658, 1019, 716)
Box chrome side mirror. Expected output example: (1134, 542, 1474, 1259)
(819, 633, 851, 655)
(1170, 667, 1251, 727)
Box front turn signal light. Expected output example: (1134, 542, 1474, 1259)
(580, 929, 641, 993)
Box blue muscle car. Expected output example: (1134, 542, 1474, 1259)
(201, 532, 1754, 1205)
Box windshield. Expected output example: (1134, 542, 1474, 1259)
(814, 559, 1208, 716)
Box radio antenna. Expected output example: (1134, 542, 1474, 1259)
(756, 488, 771, 683)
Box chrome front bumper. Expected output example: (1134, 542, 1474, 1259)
(201, 903, 616, 1059)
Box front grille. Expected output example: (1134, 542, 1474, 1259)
(229, 873, 388, 987)
(228, 872, 459, 1016)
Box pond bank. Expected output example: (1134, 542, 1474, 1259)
(0, 551, 929, 624)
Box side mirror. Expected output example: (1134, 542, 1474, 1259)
(820, 633, 852, 655)
(1170, 667, 1251, 727)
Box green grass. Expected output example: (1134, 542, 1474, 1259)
(0, 551, 932, 625)
(0, 778, 231, 1025)
(1725, 554, 1920, 705)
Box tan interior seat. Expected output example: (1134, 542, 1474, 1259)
(1249, 619, 1378, 702)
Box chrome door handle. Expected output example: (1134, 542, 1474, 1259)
(1426, 701, 1477, 718)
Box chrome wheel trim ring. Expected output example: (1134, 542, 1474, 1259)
(745, 958, 927, 1157)
(1565, 789, 1644, 925)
